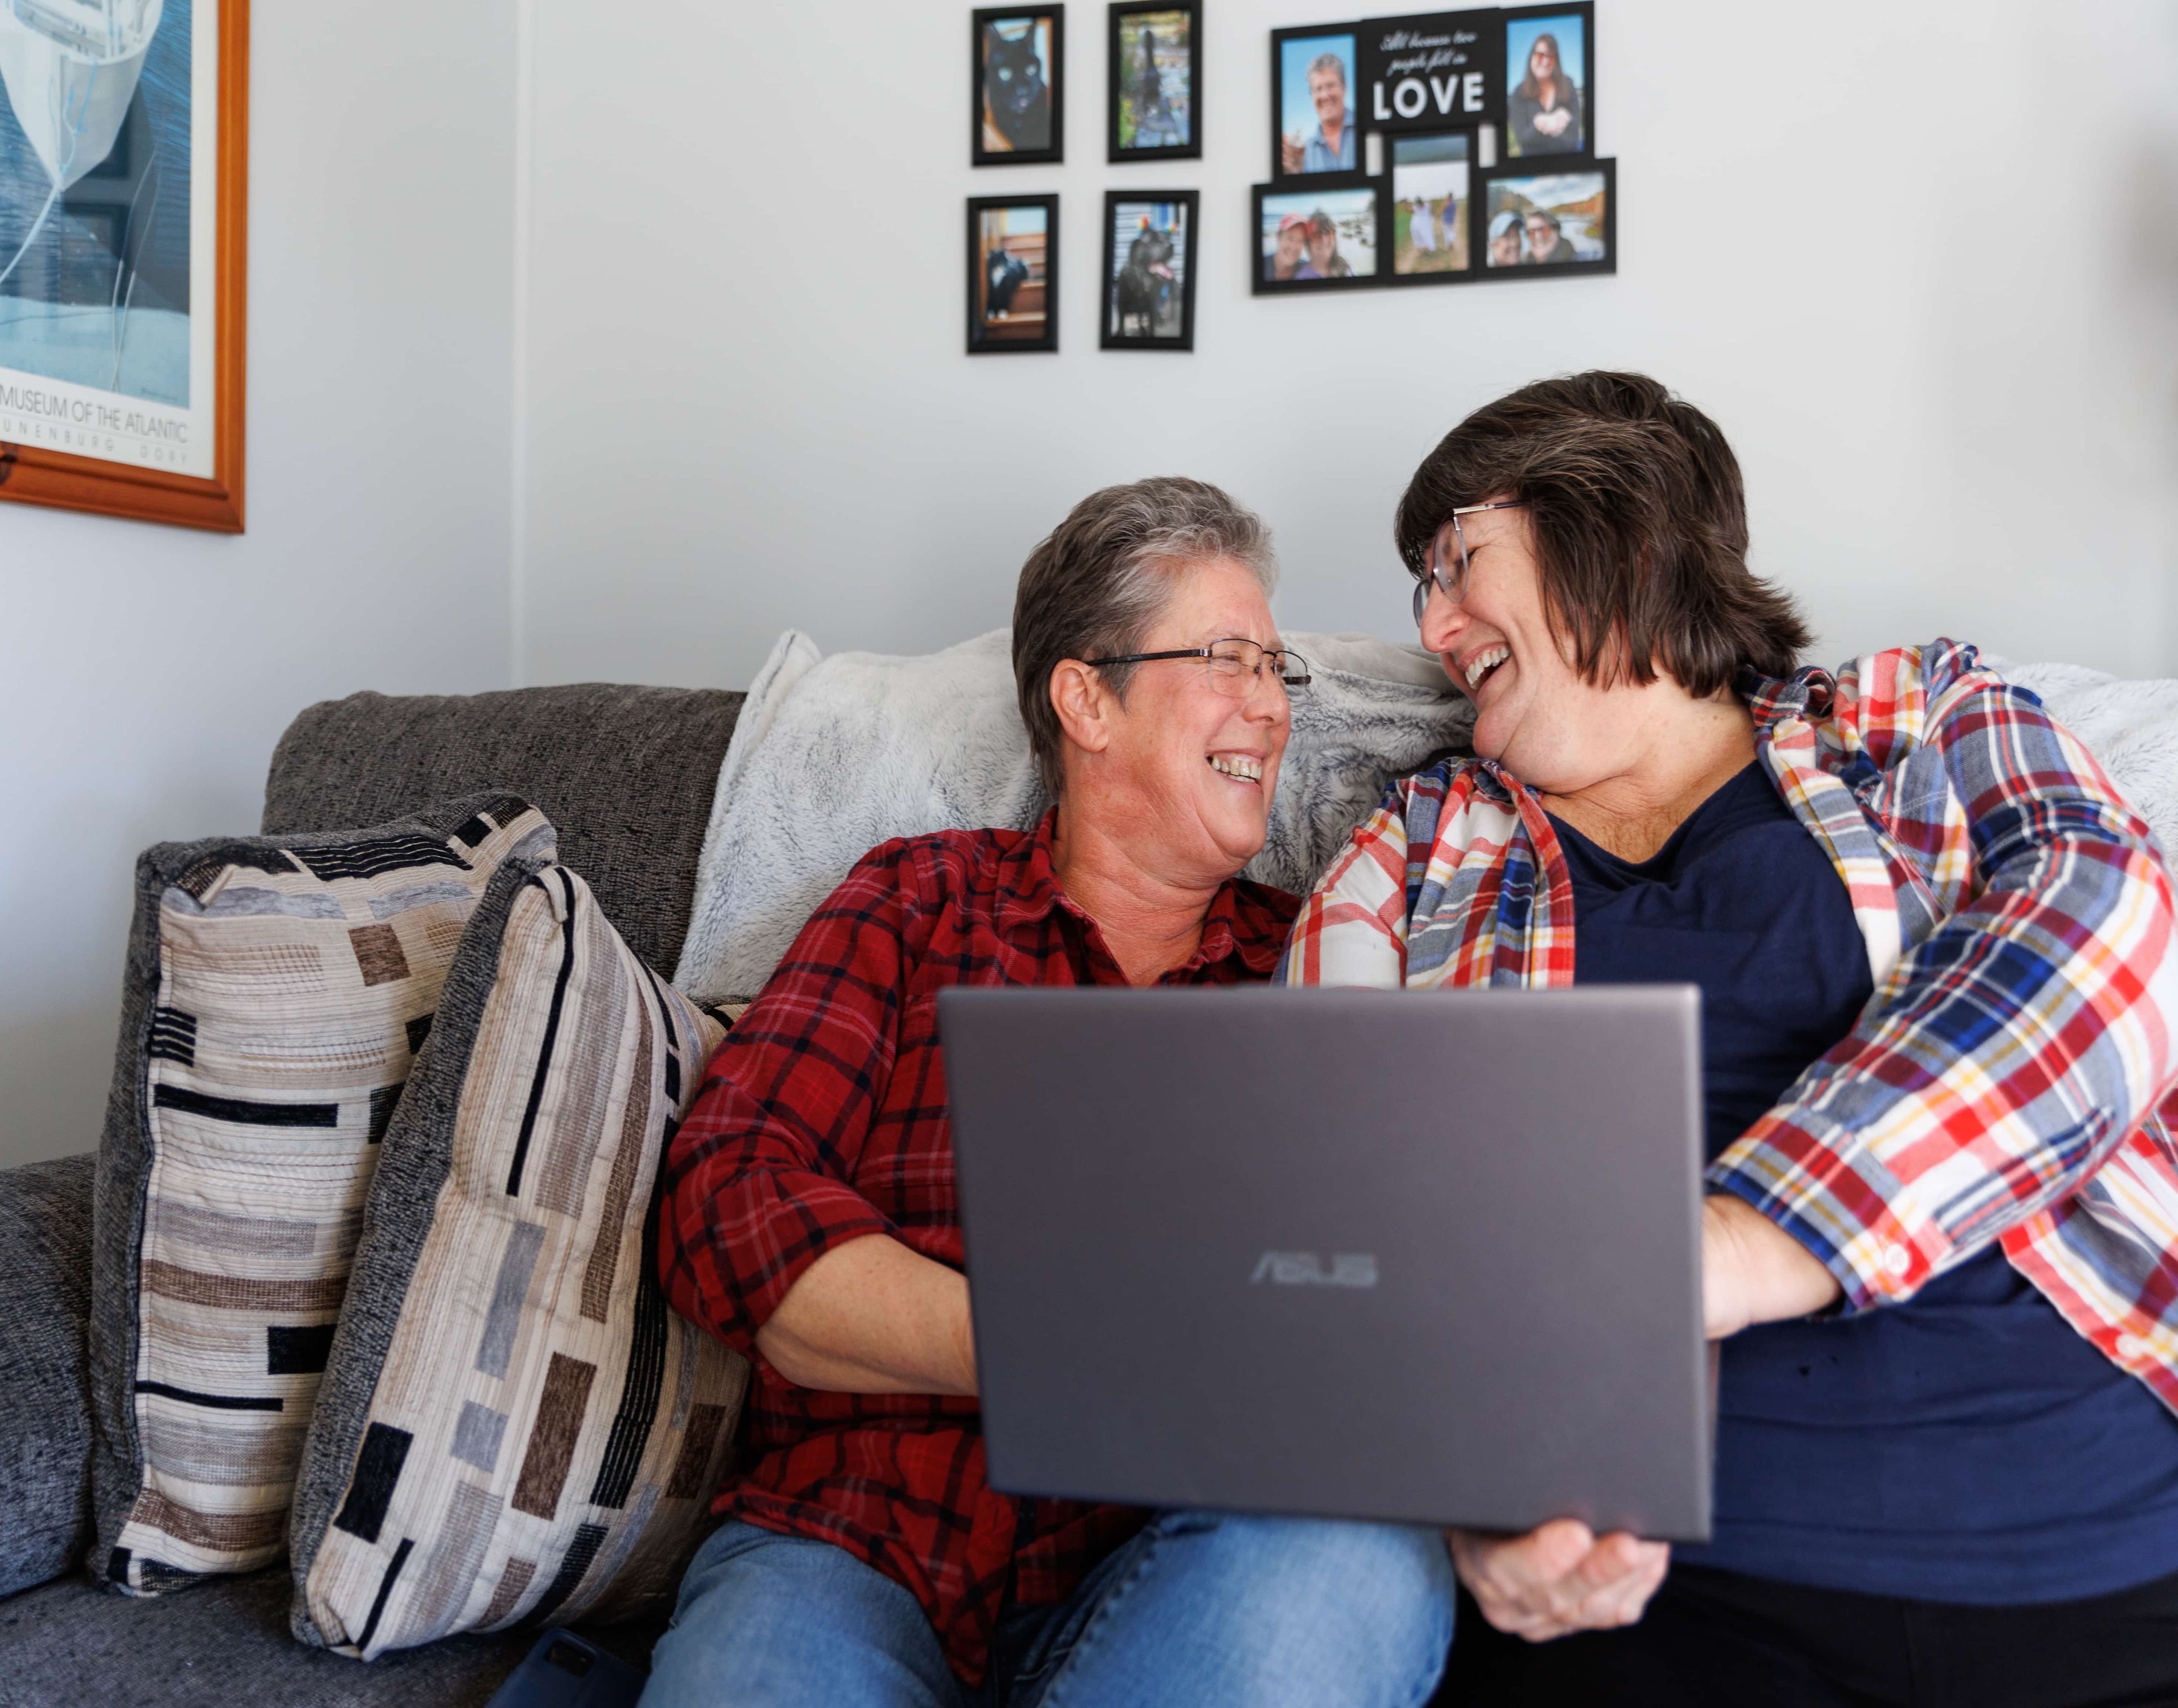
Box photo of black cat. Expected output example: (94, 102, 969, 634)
(983, 24, 1051, 150)
(972, 7, 1064, 165)
(967, 194, 1059, 354)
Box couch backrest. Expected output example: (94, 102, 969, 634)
(262, 684, 742, 976)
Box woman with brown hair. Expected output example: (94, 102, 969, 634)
(1508, 30, 1583, 156)
(1284, 373, 2178, 1706)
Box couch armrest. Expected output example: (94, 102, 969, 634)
(0, 1152, 96, 1598)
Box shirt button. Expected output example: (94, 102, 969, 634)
(1882, 1244, 1911, 1277)
(2117, 1334, 2148, 1360)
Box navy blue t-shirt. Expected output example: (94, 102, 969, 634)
(1554, 762, 2178, 1603)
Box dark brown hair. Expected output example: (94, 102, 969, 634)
(1514, 32, 1569, 103)
(1394, 372, 1810, 695)
(1013, 478, 1277, 796)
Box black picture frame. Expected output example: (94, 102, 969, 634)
(1250, 175, 1386, 296)
(1269, 22, 1362, 181)
(1474, 155, 1614, 280)
(974, 6, 1067, 165)
(1108, 1, 1201, 162)
(1101, 190, 1200, 350)
(1382, 127, 1480, 287)
(967, 194, 1061, 353)
(1501, 0, 1593, 164)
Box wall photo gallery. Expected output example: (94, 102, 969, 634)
(964, 2, 1618, 348)
(1253, 1, 1610, 295)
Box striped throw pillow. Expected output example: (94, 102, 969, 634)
(289, 859, 748, 1658)
(88, 797, 557, 1594)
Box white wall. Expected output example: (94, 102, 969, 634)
(519, 0, 2178, 693)
(0, 4, 522, 1168)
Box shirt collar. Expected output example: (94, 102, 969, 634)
(1741, 661, 1838, 729)
(997, 807, 1280, 978)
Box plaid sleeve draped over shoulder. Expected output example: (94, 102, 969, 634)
(1279, 639, 2178, 1412)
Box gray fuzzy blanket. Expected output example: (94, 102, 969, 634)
(673, 628, 1472, 1001)
(672, 636, 2178, 1006)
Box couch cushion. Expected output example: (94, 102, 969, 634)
(290, 860, 745, 1659)
(0, 1566, 663, 1708)
(89, 801, 558, 1595)
(262, 685, 745, 979)
(0, 1153, 96, 1597)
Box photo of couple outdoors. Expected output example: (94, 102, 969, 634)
(1261, 188, 1376, 283)
(1485, 171, 1606, 267)
(639, 370, 2178, 1708)
(1393, 132, 1470, 274)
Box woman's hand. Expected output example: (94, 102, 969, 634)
(1702, 1194, 1841, 1339)
(1448, 1520, 1669, 1641)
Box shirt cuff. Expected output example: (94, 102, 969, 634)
(1706, 1114, 1951, 1314)
(694, 1167, 900, 1355)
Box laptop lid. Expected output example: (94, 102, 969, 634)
(940, 984, 1711, 1542)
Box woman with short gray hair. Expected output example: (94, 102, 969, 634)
(649, 477, 1456, 1708)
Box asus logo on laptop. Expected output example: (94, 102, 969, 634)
(1250, 1251, 1378, 1288)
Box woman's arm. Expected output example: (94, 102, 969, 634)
(757, 1233, 976, 1394)
(1712, 667, 2178, 1311)
(661, 843, 957, 1386)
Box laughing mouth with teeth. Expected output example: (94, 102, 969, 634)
(1208, 754, 1265, 783)
(1463, 644, 1510, 693)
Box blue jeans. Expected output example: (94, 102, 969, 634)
(641, 1509, 1456, 1708)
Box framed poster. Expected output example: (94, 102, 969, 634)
(1101, 191, 1197, 350)
(0, 0, 247, 532)
(967, 194, 1059, 353)
(1476, 156, 1614, 278)
(1251, 177, 1382, 295)
(973, 6, 1066, 166)
(1269, 23, 1359, 180)
(1107, 2, 1199, 162)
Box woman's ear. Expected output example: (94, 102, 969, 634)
(1049, 660, 1114, 761)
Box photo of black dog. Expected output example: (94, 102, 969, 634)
(1103, 194, 1196, 349)
(1113, 224, 1176, 337)
(981, 18, 1052, 153)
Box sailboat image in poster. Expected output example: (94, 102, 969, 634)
(0, 0, 214, 478)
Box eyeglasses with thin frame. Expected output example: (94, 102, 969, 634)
(1083, 638, 1311, 696)
(1411, 500, 1526, 627)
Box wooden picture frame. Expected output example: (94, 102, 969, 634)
(967, 194, 1060, 354)
(1250, 177, 1384, 295)
(1474, 155, 1615, 279)
(973, 6, 1066, 166)
(1107, 2, 1200, 163)
(1101, 190, 1198, 351)
(0, 0, 248, 532)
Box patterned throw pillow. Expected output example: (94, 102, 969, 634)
(87, 797, 557, 1595)
(289, 859, 748, 1658)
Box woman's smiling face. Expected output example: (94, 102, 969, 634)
(1415, 505, 1633, 793)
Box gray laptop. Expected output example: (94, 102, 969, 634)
(939, 984, 1713, 1543)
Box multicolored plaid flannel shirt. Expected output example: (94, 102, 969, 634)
(1279, 640, 2178, 1410)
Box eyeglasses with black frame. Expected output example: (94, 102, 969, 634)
(1410, 500, 1526, 627)
(1083, 638, 1311, 695)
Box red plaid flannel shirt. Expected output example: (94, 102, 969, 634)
(659, 811, 1298, 1684)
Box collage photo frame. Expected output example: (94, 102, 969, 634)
(1252, 1, 1613, 296)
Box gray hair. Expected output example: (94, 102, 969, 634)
(1012, 478, 1278, 797)
(1305, 51, 1347, 89)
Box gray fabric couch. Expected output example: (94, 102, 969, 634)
(0, 683, 745, 1707)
